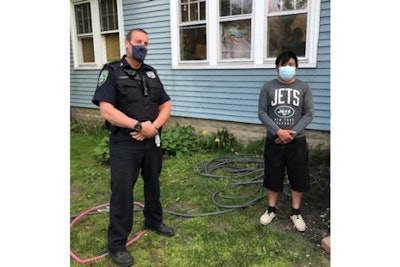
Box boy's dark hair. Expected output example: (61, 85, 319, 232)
(126, 28, 148, 41)
(275, 51, 298, 67)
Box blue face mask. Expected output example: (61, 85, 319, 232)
(131, 44, 148, 62)
(278, 66, 296, 81)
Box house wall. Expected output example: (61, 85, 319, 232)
(70, 0, 330, 145)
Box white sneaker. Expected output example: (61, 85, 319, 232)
(260, 210, 276, 225)
(290, 214, 307, 231)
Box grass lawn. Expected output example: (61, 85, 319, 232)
(70, 128, 330, 267)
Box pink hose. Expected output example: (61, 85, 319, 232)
(70, 202, 147, 264)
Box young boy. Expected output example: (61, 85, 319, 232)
(257, 51, 314, 231)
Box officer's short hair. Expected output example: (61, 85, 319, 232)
(126, 28, 148, 41)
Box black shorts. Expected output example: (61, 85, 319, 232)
(263, 136, 310, 192)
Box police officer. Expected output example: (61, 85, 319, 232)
(92, 28, 174, 267)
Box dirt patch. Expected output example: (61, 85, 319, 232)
(274, 165, 330, 248)
(70, 185, 82, 197)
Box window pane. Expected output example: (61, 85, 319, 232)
(105, 33, 120, 62)
(181, 3, 189, 22)
(100, 0, 118, 31)
(180, 25, 207, 60)
(220, 0, 252, 17)
(200, 1, 206, 20)
(189, 2, 199, 21)
(220, 19, 251, 59)
(267, 13, 307, 57)
(75, 3, 92, 34)
(180, 0, 205, 22)
(81, 37, 95, 62)
(269, 0, 307, 13)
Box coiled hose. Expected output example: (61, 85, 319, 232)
(70, 155, 266, 263)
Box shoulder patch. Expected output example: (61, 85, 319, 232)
(97, 70, 109, 87)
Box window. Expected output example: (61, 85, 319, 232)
(267, 0, 308, 58)
(170, 0, 320, 69)
(70, 0, 125, 69)
(74, 2, 95, 62)
(220, 0, 253, 60)
(179, 0, 207, 60)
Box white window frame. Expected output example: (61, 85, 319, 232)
(70, 0, 125, 70)
(170, 0, 320, 69)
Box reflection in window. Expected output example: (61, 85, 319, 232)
(180, 25, 207, 60)
(219, 0, 252, 60)
(220, 20, 251, 59)
(269, 0, 307, 12)
(267, 3, 307, 58)
(220, 0, 252, 16)
(180, 0, 206, 22)
(100, 0, 119, 31)
(75, 3, 92, 34)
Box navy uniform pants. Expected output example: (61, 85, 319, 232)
(107, 131, 163, 253)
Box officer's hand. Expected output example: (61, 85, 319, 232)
(134, 121, 157, 139)
(131, 131, 146, 141)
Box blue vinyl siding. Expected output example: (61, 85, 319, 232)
(70, 0, 330, 132)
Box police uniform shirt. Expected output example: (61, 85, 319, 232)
(92, 56, 170, 122)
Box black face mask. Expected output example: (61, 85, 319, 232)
(130, 43, 148, 61)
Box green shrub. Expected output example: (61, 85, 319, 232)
(161, 123, 200, 157)
(92, 136, 110, 164)
(199, 127, 239, 153)
(70, 119, 81, 133)
(89, 123, 243, 162)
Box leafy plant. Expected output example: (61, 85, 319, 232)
(70, 119, 81, 133)
(92, 136, 110, 164)
(199, 127, 239, 153)
(161, 123, 200, 157)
